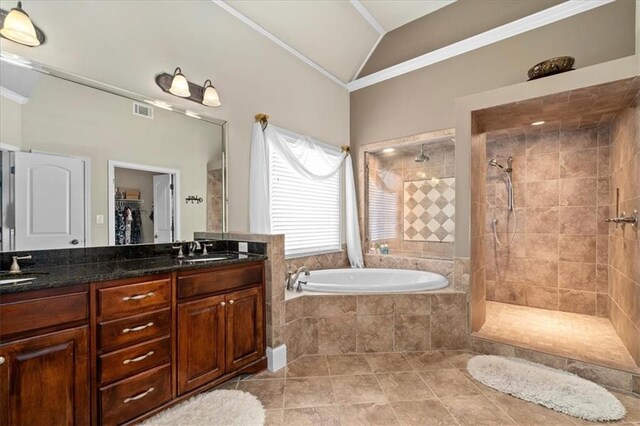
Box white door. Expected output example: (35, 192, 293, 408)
(13, 151, 86, 250)
(153, 174, 173, 243)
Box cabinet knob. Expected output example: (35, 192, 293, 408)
(0, 356, 5, 365)
(220, 302, 226, 306)
(228, 300, 234, 304)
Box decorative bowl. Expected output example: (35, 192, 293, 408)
(527, 56, 575, 80)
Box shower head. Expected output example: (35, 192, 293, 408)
(489, 159, 504, 169)
(415, 144, 430, 163)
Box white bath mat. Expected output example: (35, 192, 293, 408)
(467, 355, 626, 422)
(140, 389, 265, 426)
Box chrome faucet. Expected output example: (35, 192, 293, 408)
(9, 255, 32, 274)
(172, 245, 185, 259)
(188, 241, 201, 256)
(287, 266, 310, 291)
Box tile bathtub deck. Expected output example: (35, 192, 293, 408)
(475, 301, 639, 373)
(217, 351, 640, 425)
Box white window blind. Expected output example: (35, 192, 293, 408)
(368, 180, 398, 241)
(269, 146, 341, 257)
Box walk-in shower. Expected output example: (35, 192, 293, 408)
(489, 157, 516, 247)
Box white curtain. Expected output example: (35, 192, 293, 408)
(249, 123, 364, 268)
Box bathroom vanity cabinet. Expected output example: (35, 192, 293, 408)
(0, 259, 266, 426)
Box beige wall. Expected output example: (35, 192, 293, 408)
(14, 74, 222, 246)
(351, 1, 635, 150)
(0, 96, 22, 148)
(359, 0, 562, 77)
(0, 0, 349, 233)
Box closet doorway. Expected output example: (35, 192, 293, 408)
(108, 161, 180, 246)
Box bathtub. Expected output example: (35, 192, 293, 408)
(300, 268, 449, 293)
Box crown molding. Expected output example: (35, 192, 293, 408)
(349, 0, 385, 35)
(212, 0, 347, 88)
(0, 86, 28, 104)
(347, 0, 615, 92)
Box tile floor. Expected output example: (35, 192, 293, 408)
(218, 351, 640, 425)
(474, 302, 638, 372)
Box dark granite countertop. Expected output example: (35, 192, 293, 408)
(0, 252, 266, 295)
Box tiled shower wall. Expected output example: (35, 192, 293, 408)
(609, 92, 640, 365)
(207, 169, 223, 232)
(470, 118, 487, 332)
(484, 126, 610, 316)
(367, 144, 455, 259)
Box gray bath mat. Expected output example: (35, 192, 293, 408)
(467, 355, 626, 422)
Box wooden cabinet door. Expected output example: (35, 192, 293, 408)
(0, 326, 89, 426)
(177, 295, 226, 394)
(225, 286, 264, 372)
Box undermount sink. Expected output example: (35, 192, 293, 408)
(182, 257, 230, 264)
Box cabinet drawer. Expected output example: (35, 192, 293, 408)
(178, 262, 263, 299)
(98, 278, 171, 320)
(98, 336, 171, 384)
(99, 364, 172, 426)
(98, 309, 171, 352)
(0, 291, 88, 338)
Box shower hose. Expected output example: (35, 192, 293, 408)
(492, 173, 517, 247)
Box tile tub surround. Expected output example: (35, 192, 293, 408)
(219, 351, 640, 425)
(365, 141, 455, 259)
(283, 292, 468, 362)
(608, 90, 640, 366)
(357, 128, 456, 261)
(483, 125, 610, 316)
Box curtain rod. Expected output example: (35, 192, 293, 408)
(255, 113, 269, 130)
(255, 112, 350, 153)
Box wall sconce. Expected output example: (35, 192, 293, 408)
(169, 67, 190, 98)
(0, 1, 45, 47)
(156, 69, 222, 107)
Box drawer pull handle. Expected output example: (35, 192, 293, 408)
(123, 387, 155, 403)
(122, 322, 154, 334)
(123, 292, 154, 301)
(228, 300, 234, 304)
(123, 351, 154, 365)
(220, 302, 226, 306)
(0, 356, 5, 365)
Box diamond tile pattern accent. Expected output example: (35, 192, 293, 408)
(404, 178, 455, 242)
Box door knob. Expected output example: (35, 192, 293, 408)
(228, 300, 234, 305)
(220, 302, 226, 306)
(71, 239, 79, 245)
(0, 356, 5, 365)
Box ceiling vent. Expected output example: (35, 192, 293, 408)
(133, 101, 153, 119)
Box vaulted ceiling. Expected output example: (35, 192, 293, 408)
(220, 0, 456, 83)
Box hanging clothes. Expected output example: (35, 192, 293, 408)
(124, 207, 132, 245)
(115, 205, 126, 245)
(131, 209, 143, 244)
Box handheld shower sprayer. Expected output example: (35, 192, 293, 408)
(489, 157, 516, 247)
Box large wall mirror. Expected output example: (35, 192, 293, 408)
(0, 57, 227, 251)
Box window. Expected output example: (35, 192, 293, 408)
(368, 179, 398, 241)
(269, 146, 341, 257)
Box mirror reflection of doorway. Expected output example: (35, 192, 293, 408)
(1, 150, 90, 251)
(108, 161, 179, 245)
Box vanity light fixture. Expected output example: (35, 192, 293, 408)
(201, 79, 221, 107)
(531, 120, 545, 126)
(0, 1, 45, 47)
(169, 67, 191, 98)
(155, 70, 222, 107)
